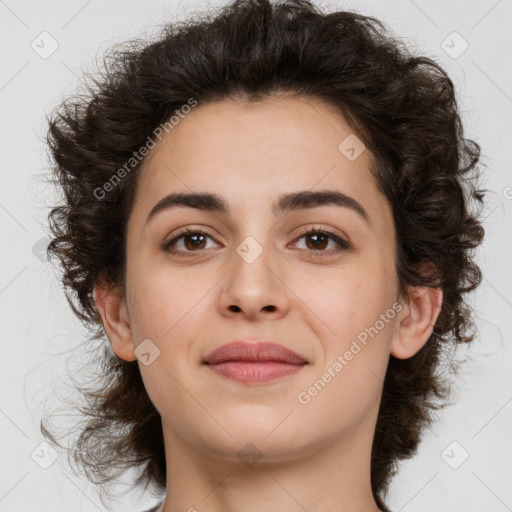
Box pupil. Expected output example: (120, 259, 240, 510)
(187, 234, 205, 249)
(308, 233, 327, 249)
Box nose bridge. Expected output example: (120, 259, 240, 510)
(232, 229, 275, 292)
(230, 206, 276, 268)
(218, 221, 289, 318)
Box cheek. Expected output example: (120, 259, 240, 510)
(292, 258, 393, 342)
(127, 261, 209, 341)
(127, 266, 211, 418)
(294, 271, 394, 431)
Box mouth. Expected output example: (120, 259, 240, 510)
(202, 341, 308, 384)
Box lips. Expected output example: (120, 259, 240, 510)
(203, 341, 308, 384)
(203, 341, 308, 365)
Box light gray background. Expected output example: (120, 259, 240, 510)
(1, 0, 511, 511)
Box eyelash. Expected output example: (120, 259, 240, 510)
(161, 225, 351, 258)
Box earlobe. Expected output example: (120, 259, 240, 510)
(94, 281, 137, 362)
(391, 285, 443, 360)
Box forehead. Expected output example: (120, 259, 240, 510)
(129, 95, 394, 237)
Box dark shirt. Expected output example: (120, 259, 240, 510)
(141, 503, 163, 512)
(142, 501, 391, 511)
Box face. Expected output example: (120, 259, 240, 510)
(102, 95, 408, 463)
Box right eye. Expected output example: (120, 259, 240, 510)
(161, 228, 221, 256)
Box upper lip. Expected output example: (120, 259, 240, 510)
(203, 341, 308, 365)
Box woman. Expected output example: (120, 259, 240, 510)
(41, 1, 486, 511)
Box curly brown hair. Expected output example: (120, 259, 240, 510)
(40, 0, 486, 510)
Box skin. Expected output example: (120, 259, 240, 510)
(95, 94, 443, 512)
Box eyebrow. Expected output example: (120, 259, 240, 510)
(146, 189, 371, 227)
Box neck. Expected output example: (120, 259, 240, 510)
(158, 410, 382, 512)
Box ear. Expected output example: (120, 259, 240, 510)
(94, 280, 137, 362)
(391, 281, 443, 360)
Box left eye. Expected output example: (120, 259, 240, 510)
(292, 229, 350, 254)
(162, 227, 350, 256)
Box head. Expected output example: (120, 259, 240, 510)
(41, 0, 485, 510)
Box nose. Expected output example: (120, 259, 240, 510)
(217, 238, 291, 321)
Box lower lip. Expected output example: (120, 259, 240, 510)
(205, 361, 306, 383)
